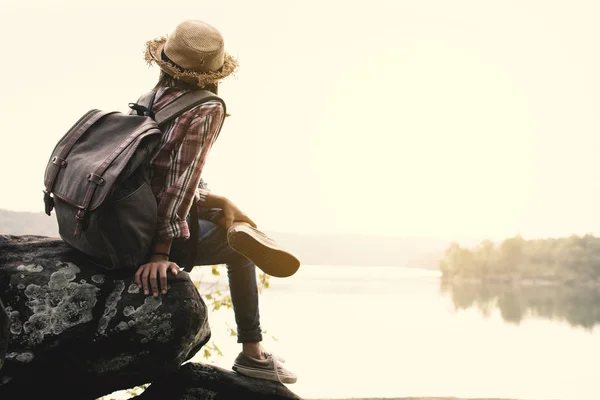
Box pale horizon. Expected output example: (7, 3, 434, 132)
(2, 0, 600, 243)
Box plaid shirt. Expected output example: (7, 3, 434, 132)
(149, 86, 225, 240)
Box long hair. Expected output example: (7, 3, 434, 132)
(154, 71, 218, 94)
(153, 71, 230, 117)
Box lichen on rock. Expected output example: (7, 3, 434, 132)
(128, 283, 140, 294)
(17, 262, 100, 346)
(16, 264, 44, 273)
(117, 296, 174, 343)
(14, 352, 34, 363)
(48, 262, 79, 290)
(97, 280, 125, 336)
(8, 310, 22, 335)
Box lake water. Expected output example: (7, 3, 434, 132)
(190, 265, 600, 400)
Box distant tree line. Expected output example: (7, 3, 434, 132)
(441, 280, 600, 329)
(439, 234, 600, 282)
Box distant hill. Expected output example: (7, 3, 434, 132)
(0, 208, 60, 237)
(267, 231, 447, 269)
(0, 209, 447, 268)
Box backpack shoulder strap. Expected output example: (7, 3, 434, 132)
(154, 90, 226, 128)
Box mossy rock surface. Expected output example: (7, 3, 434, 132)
(0, 235, 210, 399)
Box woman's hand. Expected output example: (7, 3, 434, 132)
(221, 198, 257, 230)
(135, 257, 181, 296)
(203, 193, 257, 229)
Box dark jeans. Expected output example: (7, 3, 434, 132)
(172, 208, 262, 344)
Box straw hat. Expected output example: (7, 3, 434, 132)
(145, 20, 238, 87)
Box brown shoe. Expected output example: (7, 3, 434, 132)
(227, 222, 300, 278)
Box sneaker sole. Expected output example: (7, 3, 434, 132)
(227, 225, 300, 278)
(232, 363, 297, 384)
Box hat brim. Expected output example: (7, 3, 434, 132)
(145, 37, 238, 87)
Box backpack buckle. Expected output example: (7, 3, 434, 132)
(75, 209, 86, 220)
(43, 190, 54, 216)
(73, 209, 87, 239)
(51, 156, 68, 168)
(129, 103, 149, 117)
(87, 173, 106, 186)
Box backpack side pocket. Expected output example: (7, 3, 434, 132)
(99, 173, 157, 269)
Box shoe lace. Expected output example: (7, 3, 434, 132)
(265, 352, 282, 384)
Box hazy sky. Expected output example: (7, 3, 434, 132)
(2, 0, 600, 242)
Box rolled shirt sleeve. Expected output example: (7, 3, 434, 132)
(150, 93, 225, 241)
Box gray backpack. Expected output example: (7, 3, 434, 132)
(43, 89, 225, 270)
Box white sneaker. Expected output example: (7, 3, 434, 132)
(232, 352, 297, 384)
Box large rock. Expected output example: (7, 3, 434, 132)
(0, 298, 8, 371)
(136, 362, 301, 400)
(0, 235, 210, 399)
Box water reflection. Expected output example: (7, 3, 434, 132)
(441, 279, 600, 329)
